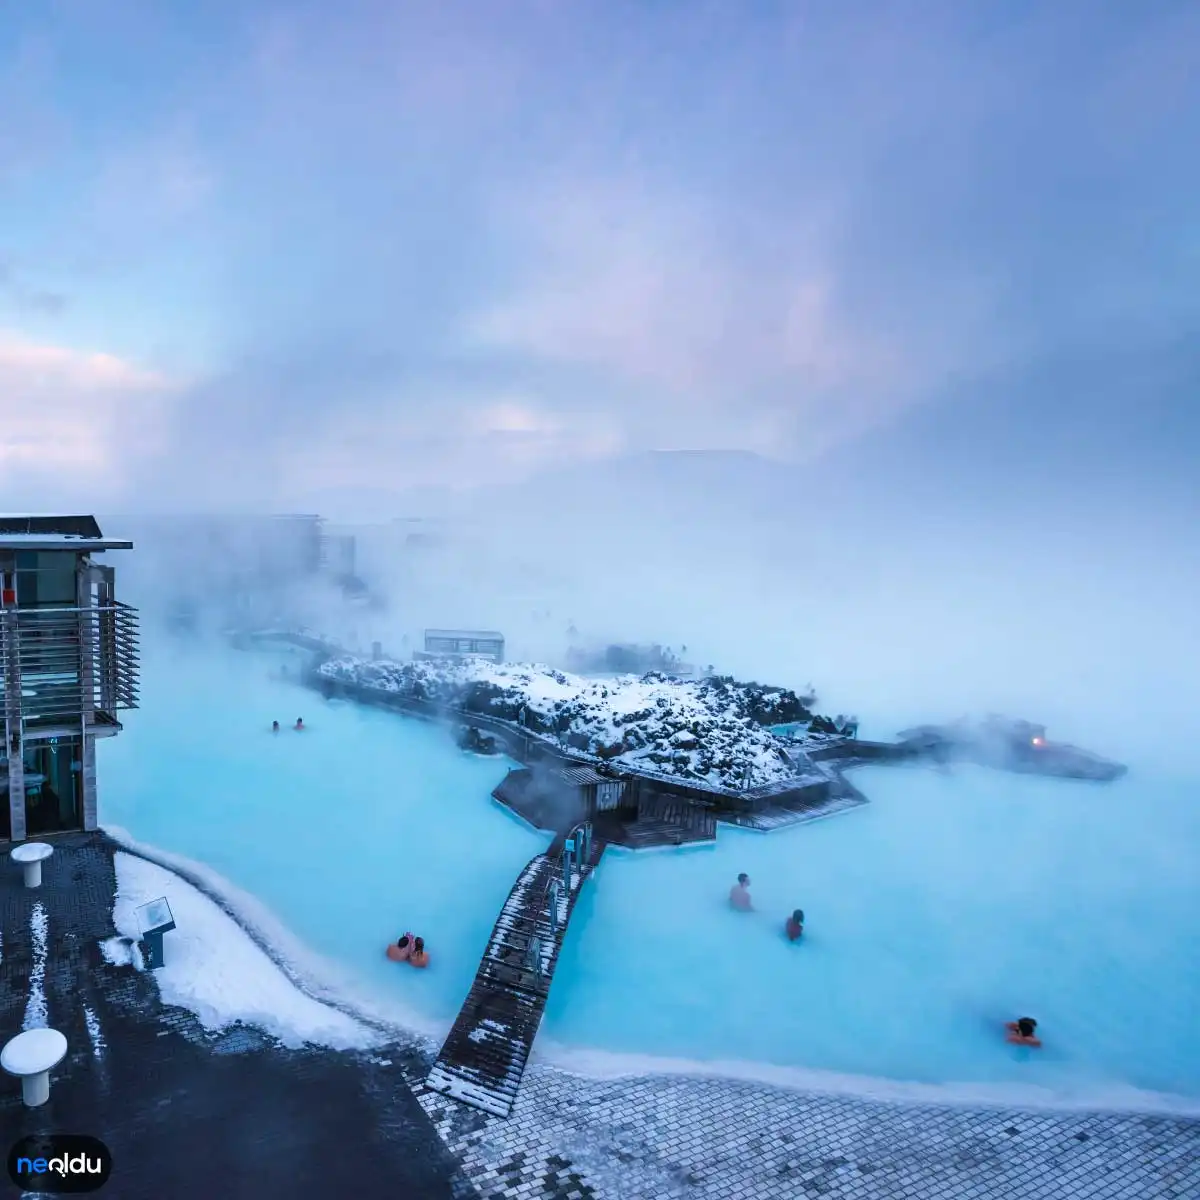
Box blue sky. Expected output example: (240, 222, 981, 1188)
(1, 0, 1197, 516)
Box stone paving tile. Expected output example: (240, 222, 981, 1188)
(408, 1065, 1200, 1200)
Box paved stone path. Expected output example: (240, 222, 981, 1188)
(3, 832, 1198, 1199)
(412, 1066, 1200, 1200)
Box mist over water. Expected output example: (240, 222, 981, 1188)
(103, 469, 1200, 1103)
(112, 444, 1200, 780)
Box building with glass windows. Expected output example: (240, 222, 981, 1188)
(0, 516, 139, 842)
(418, 629, 505, 663)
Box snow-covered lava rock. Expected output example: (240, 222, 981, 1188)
(317, 656, 828, 790)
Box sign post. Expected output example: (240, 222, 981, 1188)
(134, 897, 176, 970)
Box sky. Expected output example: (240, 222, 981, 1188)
(1, 0, 1197, 516)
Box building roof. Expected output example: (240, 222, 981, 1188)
(0, 514, 132, 552)
(556, 765, 609, 788)
(0, 515, 103, 537)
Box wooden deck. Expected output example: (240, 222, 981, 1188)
(716, 786, 868, 831)
(492, 765, 868, 846)
(424, 828, 605, 1117)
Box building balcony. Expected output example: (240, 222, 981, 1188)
(1, 601, 140, 731)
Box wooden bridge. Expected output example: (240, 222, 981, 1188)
(424, 821, 605, 1117)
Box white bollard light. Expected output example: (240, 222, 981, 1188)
(10, 842, 54, 888)
(1, 1028, 68, 1107)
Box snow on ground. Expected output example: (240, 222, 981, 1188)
(83, 1005, 105, 1059)
(23, 902, 48, 1031)
(107, 851, 378, 1052)
(318, 655, 821, 790)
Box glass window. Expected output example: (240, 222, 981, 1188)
(36, 553, 77, 604)
(13, 552, 77, 608)
(22, 737, 83, 835)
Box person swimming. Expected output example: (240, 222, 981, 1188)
(409, 936, 430, 969)
(785, 908, 805, 941)
(386, 933, 414, 963)
(271, 720, 280, 733)
(729, 873, 753, 911)
(1005, 1017, 1042, 1047)
(294, 718, 304, 731)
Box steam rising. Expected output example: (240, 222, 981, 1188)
(106, 442, 1200, 778)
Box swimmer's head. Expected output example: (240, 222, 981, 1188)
(413, 937, 425, 954)
(737, 873, 749, 886)
(272, 721, 279, 731)
(1017, 1017, 1037, 1037)
(792, 909, 804, 924)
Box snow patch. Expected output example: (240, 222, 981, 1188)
(100, 936, 141, 969)
(82, 1005, 105, 1059)
(109, 850, 377, 1052)
(531, 1042, 1200, 1118)
(104, 824, 443, 1044)
(22, 902, 48, 1031)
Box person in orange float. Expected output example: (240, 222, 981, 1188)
(386, 933, 414, 963)
(408, 936, 430, 968)
(1005, 1017, 1042, 1047)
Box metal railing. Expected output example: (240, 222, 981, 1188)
(524, 818, 597, 982)
(1, 602, 140, 724)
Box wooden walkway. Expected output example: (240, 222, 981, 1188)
(424, 826, 605, 1117)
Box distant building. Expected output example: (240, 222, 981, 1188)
(417, 629, 505, 663)
(0, 516, 139, 842)
(321, 532, 356, 578)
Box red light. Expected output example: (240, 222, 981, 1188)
(1, 589, 14, 605)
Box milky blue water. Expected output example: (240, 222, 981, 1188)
(544, 764, 1200, 1100)
(104, 640, 1200, 1102)
(102, 640, 547, 1029)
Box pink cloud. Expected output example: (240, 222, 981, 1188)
(463, 176, 950, 458)
(0, 331, 178, 485)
